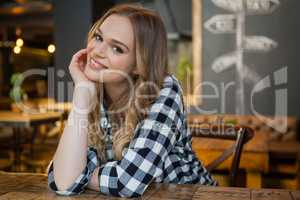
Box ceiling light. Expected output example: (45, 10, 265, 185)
(13, 46, 21, 54)
(48, 44, 55, 53)
(16, 38, 24, 47)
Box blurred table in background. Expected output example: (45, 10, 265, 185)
(0, 111, 62, 171)
(33, 98, 72, 111)
(39, 102, 72, 119)
(26, 98, 72, 115)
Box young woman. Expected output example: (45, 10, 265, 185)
(48, 4, 216, 198)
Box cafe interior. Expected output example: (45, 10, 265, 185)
(0, 0, 299, 199)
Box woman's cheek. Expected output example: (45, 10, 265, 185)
(111, 57, 132, 72)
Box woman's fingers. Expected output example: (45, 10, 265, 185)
(74, 48, 87, 58)
(73, 49, 87, 64)
(69, 49, 90, 83)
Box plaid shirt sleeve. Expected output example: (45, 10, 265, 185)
(97, 79, 184, 198)
(47, 147, 98, 196)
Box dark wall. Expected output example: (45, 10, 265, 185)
(53, 0, 93, 101)
(190, 0, 300, 118)
(53, 0, 114, 102)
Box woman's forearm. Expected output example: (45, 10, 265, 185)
(53, 86, 95, 191)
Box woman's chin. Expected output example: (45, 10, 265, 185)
(84, 68, 102, 82)
(84, 67, 127, 83)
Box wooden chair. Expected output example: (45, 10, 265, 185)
(189, 124, 254, 186)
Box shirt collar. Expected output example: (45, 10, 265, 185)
(100, 102, 111, 129)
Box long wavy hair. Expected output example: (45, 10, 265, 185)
(87, 4, 169, 161)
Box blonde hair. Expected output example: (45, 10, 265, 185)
(87, 4, 169, 161)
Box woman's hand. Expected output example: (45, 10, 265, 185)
(69, 49, 97, 113)
(69, 49, 90, 84)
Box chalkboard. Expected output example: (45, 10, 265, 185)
(190, 0, 300, 121)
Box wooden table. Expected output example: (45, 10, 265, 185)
(0, 111, 62, 170)
(0, 171, 299, 200)
(39, 102, 72, 113)
(37, 102, 72, 121)
(0, 111, 63, 126)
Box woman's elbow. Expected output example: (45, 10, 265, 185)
(53, 167, 76, 191)
(53, 175, 72, 191)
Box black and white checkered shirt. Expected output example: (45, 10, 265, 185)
(48, 75, 217, 197)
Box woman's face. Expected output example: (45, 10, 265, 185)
(84, 14, 136, 83)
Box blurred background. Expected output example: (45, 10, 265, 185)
(0, 0, 299, 191)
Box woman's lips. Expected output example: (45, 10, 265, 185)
(89, 58, 108, 70)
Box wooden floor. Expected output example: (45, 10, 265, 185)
(0, 171, 299, 200)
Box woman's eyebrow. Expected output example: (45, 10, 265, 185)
(98, 29, 130, 51)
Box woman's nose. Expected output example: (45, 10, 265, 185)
(95, 42, 108, 58)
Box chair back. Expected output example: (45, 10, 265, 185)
(189, 123, 254, 186)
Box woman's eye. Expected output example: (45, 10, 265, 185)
(112, 46, 124, 54)
(94, 33, 103, 42)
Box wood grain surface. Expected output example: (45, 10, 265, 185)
(0, 171, 298, 200)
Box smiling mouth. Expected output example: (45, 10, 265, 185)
(89, 58, 108, 70)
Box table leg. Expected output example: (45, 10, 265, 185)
(246, 171, 262, 189)
(29, 126, 38, 155)
(12, 127, 22, 171)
